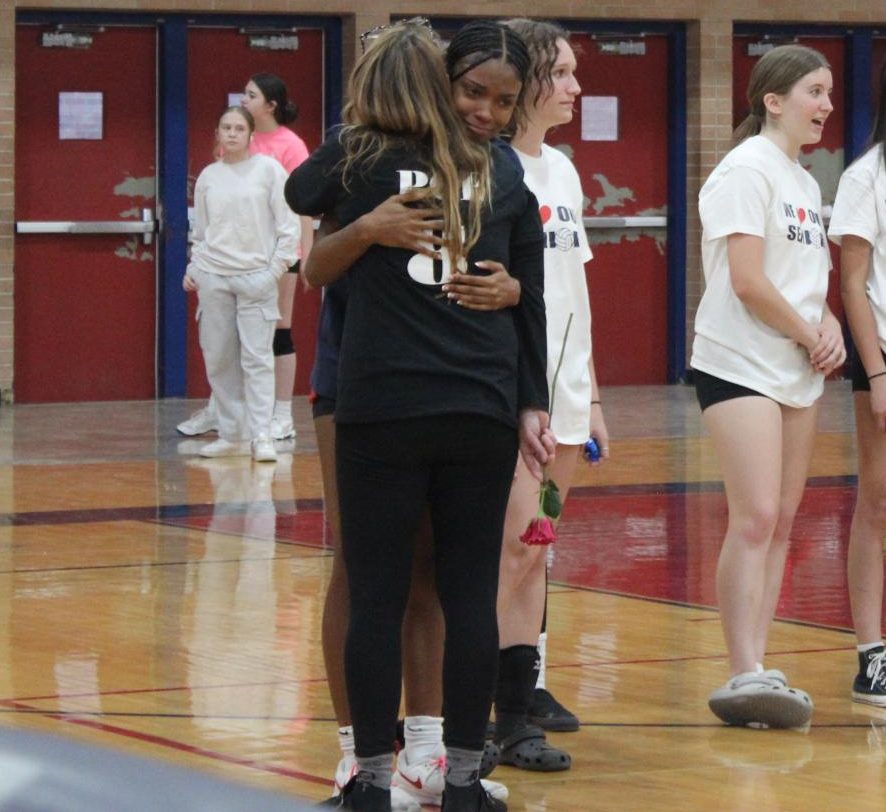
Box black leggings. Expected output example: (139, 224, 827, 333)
(336, 415, 518, 758)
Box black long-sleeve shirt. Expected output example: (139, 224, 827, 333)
(286, 133, 547, 427)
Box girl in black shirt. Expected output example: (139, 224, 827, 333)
(288, 22, 551, 812)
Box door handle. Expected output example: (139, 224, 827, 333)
(582, 216, 667, 228)
(16, 208, 157, 245)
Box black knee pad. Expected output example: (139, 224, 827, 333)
(273, 328, 295, 356)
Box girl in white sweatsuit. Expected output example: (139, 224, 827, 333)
(184, 106, 299, 459)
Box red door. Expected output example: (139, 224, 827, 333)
(185, 28, 325, 397)
(558, 33, 671, 385)
(733, 36, 847, 326)
(14, 25, 157, 402)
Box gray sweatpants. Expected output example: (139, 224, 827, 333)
(195, 268, 280, 442)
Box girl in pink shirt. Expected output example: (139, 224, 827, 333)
(242, 72, 314, 441)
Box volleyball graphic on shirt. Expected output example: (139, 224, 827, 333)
(539, 202, 581, 252)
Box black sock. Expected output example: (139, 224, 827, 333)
(494, 644, 539, 743)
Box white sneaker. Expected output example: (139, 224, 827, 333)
(480, 778, 508, 803)
(392, 751, 445, 805)
(708, 670, 813, 729)
(332, 755, 419, 811)
(251, 435, 277, 463)
(198, 438, 250, 458)
(176, 406, 218, 436)
(391, 786, 421, 812)
(332, 754, 358, 798)
(270, 415, 296, 441)
(176, 439, 206, 456)
(391, 751, 508, 806)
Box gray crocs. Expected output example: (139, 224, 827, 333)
(480, 739, 500, 778)
(497, 724, 571, 771)
(708, 670, 813, 729)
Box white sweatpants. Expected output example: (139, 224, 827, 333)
(195, 268, 280, 442)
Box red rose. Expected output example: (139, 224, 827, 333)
(520, 516, 557, 546)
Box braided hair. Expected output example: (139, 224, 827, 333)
(446, 20, 531, 133)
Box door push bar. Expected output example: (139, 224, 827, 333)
(16, 208, 157, 245)
(583, 216, 667, 228)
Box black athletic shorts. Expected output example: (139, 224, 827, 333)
(694, 369, 770, 411)
(851, 350, 886, 392)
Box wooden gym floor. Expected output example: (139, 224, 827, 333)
(0, 382, 883, 811)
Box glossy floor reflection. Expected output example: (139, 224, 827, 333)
(0, 383, 883, 811)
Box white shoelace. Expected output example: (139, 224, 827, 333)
(866, 651, 886, 689)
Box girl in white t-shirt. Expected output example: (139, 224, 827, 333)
(829, 61, 886, 708)
(184, 107, 299, 463)
(489, 19, 610, 771)
(690, 45, 845, 729)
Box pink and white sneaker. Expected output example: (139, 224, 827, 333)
(391, 751, 508, 806)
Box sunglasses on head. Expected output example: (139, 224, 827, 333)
(359, 16, 438, 53)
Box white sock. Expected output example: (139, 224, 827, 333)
(403, 715, 444, 763)
(857, 641, 885, 653)
(338, 725, 355, 759)
(274, 399, 292, 420)
(536, 632, 547, 690)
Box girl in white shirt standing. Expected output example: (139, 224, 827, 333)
(830, 60, 886, 707)
(491, 19, 610, 771)
(691, 44, 845, 728)
(184, 107, 300, 462)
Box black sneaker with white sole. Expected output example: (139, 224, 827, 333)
(528, 687, 580, 732)
(853, 646, 886, 707)
(441, 780, 506, 811)
(317, 773, 392, 810)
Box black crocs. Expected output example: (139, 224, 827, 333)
(480, 739, 500, 778)
(497, 724, 571, 771)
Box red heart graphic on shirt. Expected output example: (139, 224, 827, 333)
(539, 205, 552, 224)
(797, 208, 806, 224)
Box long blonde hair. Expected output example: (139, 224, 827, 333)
(340, 23, 491, 266)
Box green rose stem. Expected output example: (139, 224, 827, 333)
(537, 312, 573, 521)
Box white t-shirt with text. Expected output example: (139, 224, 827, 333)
(516, 144, 594, 443)
(691, 135, 830, 408)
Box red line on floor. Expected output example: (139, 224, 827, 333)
(0, 699, 331, 789)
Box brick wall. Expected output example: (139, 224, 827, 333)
(3, 1, 880, 398)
